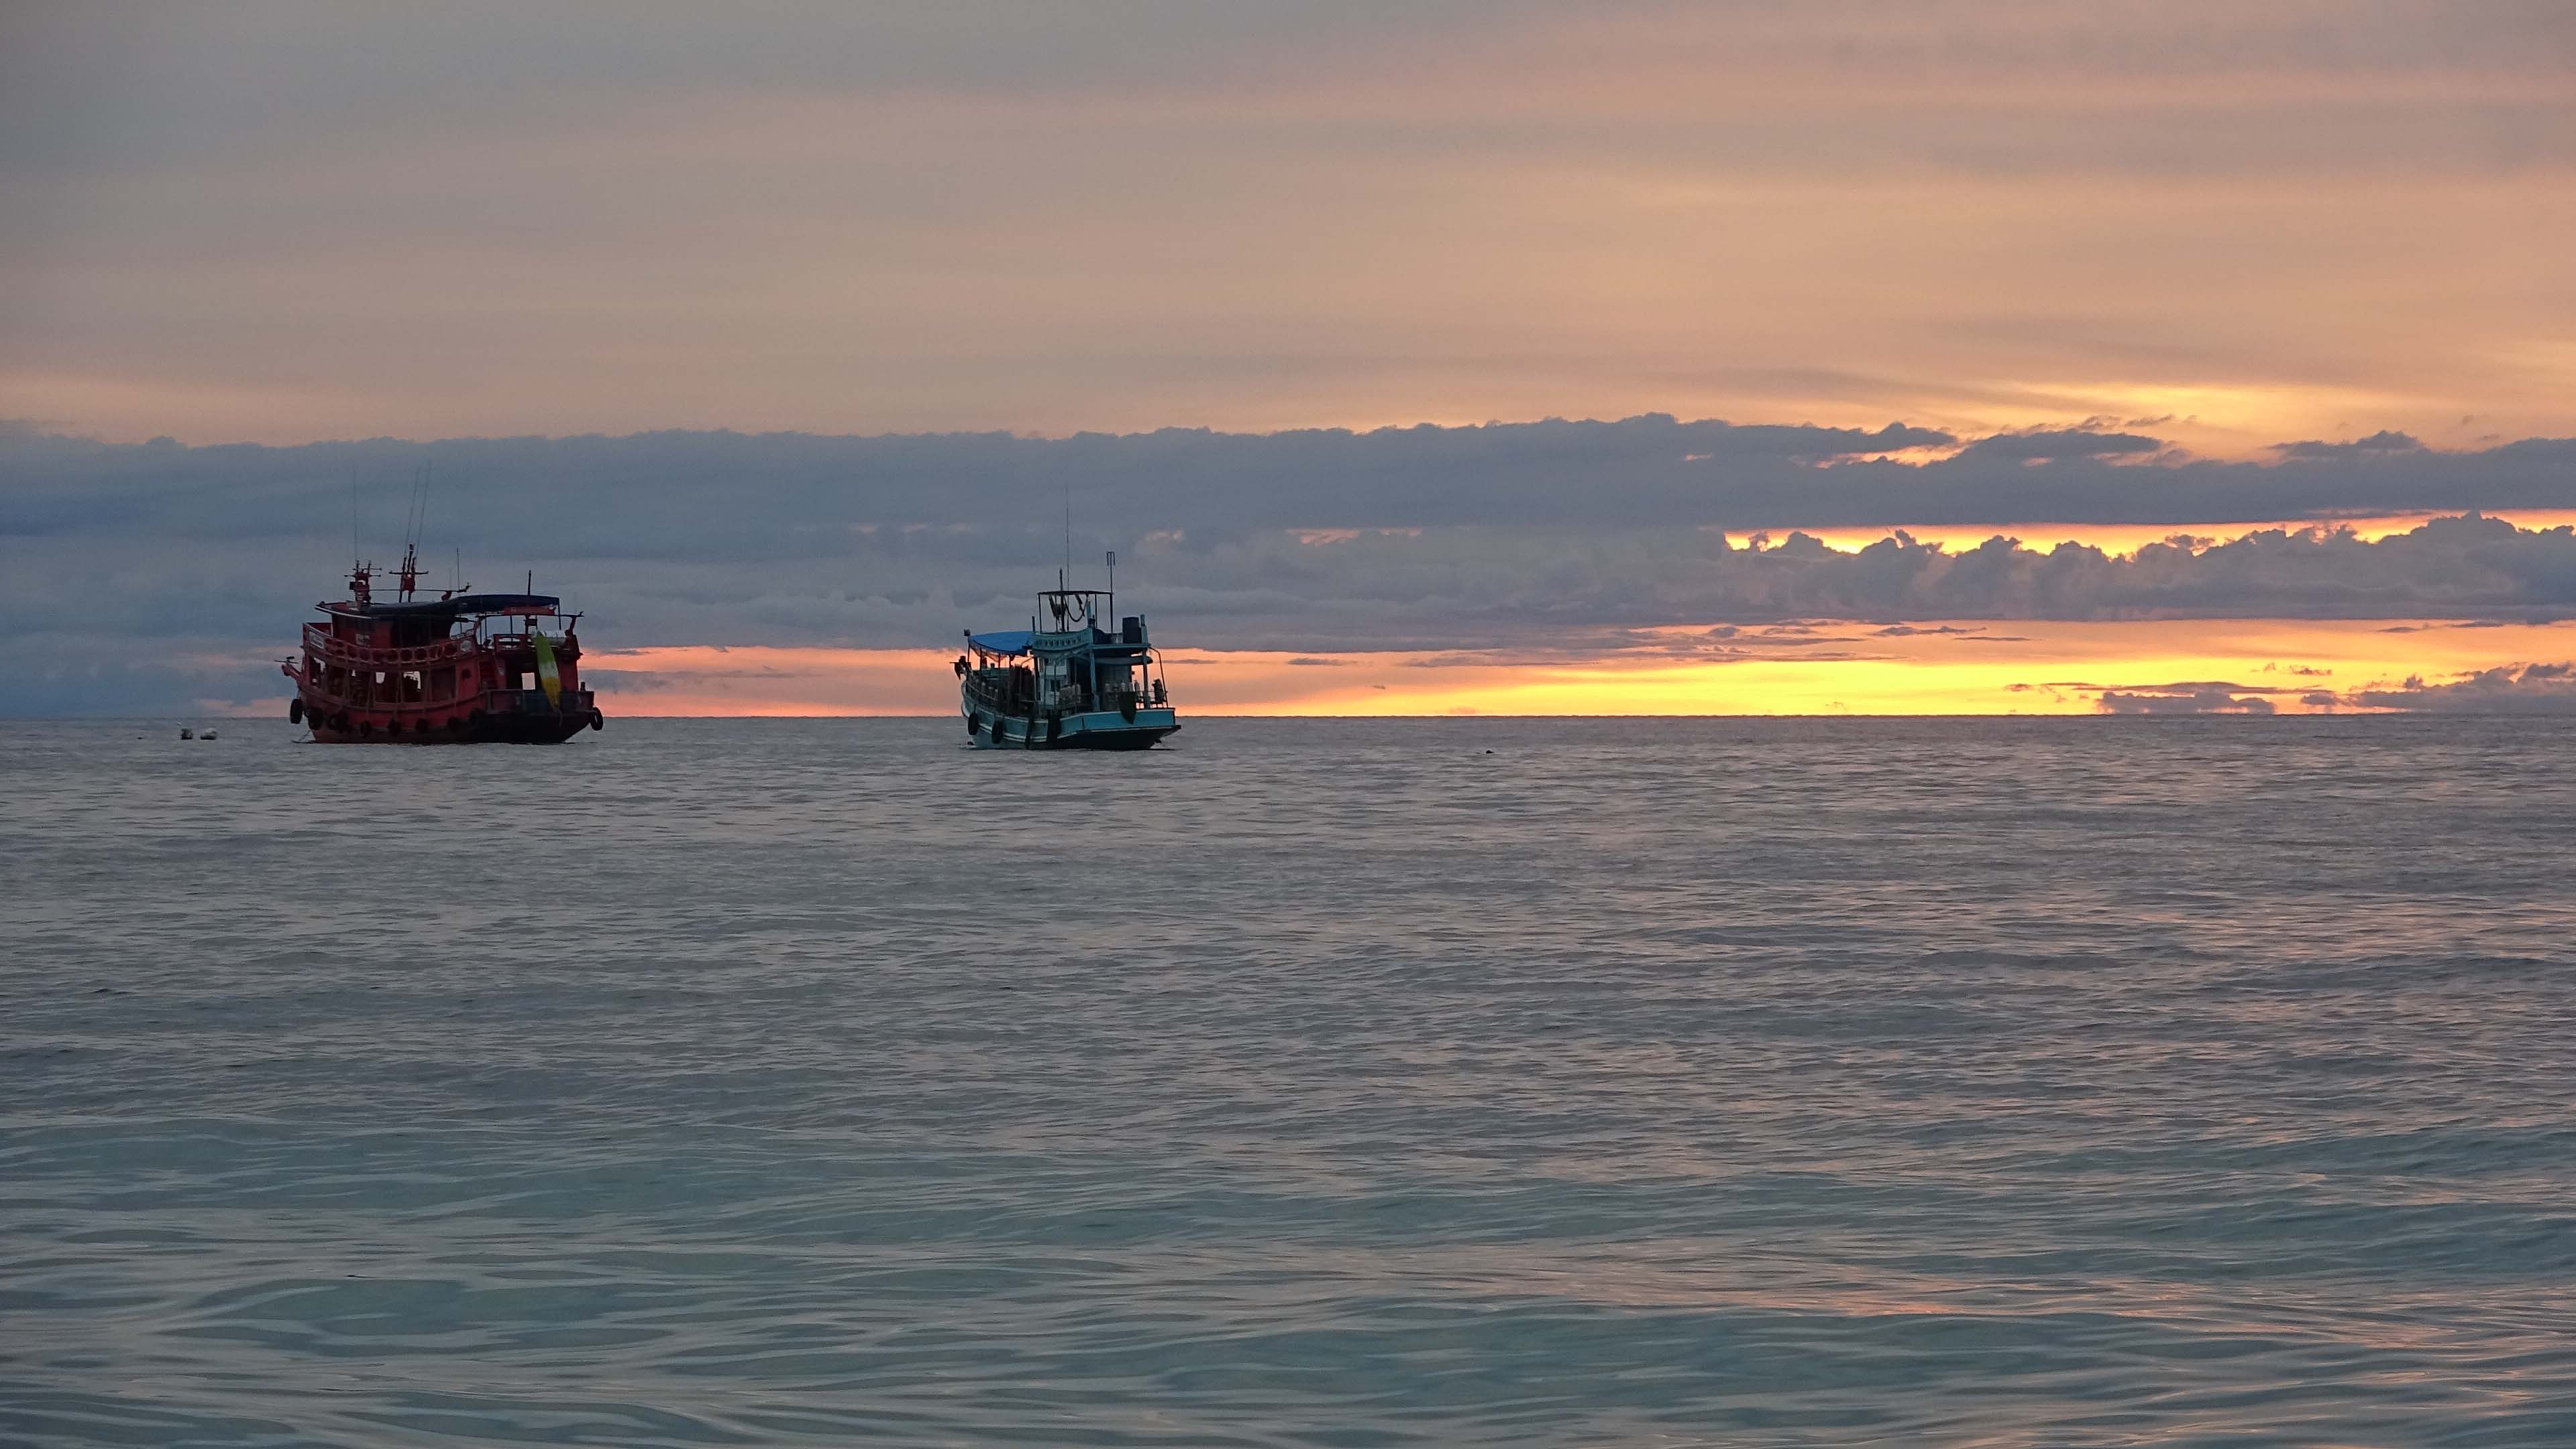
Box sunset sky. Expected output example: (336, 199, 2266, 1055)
(5, 2, 2573, 716)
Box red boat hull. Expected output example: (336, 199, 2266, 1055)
(294, 689, 601, 745)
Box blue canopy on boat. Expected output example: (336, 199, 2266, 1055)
(367, 592, 561, 618)
(967, 630, 1034, 656)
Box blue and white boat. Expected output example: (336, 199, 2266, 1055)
(957, 566, 1178, 750)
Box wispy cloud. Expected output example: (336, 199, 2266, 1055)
(7, 4, 2572, 447)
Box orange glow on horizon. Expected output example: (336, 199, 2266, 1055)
(587, 619, 2576, 718)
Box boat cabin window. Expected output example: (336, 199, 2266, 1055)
(402, 670, 423, 702)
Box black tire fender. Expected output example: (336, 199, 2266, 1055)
(287, 698, 303, 724)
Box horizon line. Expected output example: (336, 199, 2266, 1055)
(13, 412, 2571, 464)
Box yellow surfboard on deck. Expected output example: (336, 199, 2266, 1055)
(531, 631, 562, 708)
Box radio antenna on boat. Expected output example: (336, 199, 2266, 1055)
(407, 461, 432, 555)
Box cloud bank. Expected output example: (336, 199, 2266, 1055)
(7, 417, 2576, 713)
(2344, 662, 2576, 714)
(2013, 658, 2576, 716)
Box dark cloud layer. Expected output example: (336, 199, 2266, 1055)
(2022, 662, 2576, 716)
(1951, 427, 2167, 464)
(2098, 688, 2280, 715)
(7, 417, 2576, 712)
(2274, 430, 2428, 461)
(2345, 662, 2576, 714)
(9, 413, 2575, 541)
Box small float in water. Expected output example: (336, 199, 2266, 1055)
(957, 557, 1177, 750)
(281, 543, 602, 745)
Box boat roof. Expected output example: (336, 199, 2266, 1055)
(357, 592, 563, 619)
(967, 630, 1034, 656)
(968, 627, 1152, 661)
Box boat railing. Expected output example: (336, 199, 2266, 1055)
(966, 676, 1163, 717)
(302, 623, 575, 670)
(303, 624, 477, 669)
(964, 667, 1034, 714)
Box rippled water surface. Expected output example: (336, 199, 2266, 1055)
(6, 716, 2576, 1446)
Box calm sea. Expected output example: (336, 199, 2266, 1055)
(5, 716, 2575, 1447)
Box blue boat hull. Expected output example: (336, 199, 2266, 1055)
(962, 704, 1179, 750)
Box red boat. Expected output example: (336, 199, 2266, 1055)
(281, 545, 603, 745)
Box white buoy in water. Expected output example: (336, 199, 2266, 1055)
(200, 729, 219, 741)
